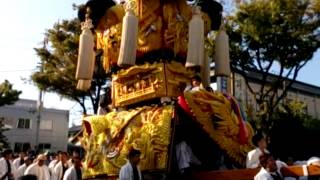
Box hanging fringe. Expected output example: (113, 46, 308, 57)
(117, 2, 138, 67)
(214, 27, 231, 77)
(76, 11, 95, 80)
(186, 6, 204, 68)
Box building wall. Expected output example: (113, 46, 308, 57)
(233, 73, 320, 119)
(0, 99, 69, 152)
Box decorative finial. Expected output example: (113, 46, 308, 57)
(81, 7, 93, 30)
(124, 0, 136, 12)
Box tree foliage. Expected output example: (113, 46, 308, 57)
(0, 117, 10, 150)
(0, 80, 21, 107)
(269, 100, 320, 160)
(0, 80, 21, 150)
(227, 0, 320, 133)
(32, 18, 109, 114)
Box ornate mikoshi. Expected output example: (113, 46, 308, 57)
(76, 0, 254, 178)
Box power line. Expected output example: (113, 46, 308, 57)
(0, 69, 36, 73)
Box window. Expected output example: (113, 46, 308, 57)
(303, 105, 308, 114)
(14, 143, 31, 153)
(17, 118, 31, 129)
(40, 120, 53, 130)
(38, 143, 51, 153)
(235, 79, 242, 89)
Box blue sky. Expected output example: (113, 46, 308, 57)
(0, 0, 319, 126)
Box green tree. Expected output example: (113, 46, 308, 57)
(0, 80, 21, 149)
(32, 18, 109, 114)
(0, 80, 21, 106)
(269, 100, 320, 160)
(227, 0, 320, 134)
(0, 117, 10, 149)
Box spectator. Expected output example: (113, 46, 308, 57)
(0, 149, 15, 180)
(119, 148, 142, 180)
(15, 156, 34, 179)
(24, 154, 50, 180)
(63, 151, 82, 180)
(13, 152, 26, 170)
(53, 152, 69, 180)
(48, 152, 61, 175)
(246, 133, 269, 168)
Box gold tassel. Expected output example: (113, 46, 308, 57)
(117, 2, 138, 67)
(214, 27, 231, 77)
(186, 6, 204, 68)
(76, 9, 95, 80)
(76, 79, 91, 91)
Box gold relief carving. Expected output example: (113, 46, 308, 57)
(163, 1, 191, 56)
(183, 90, 254, 165)
(96, 24, 122, 72)
(81, 105, 173, 178)
(112, 62, 194, 107)
(135, 0, 163, 56)
(136, 0, 160, 20)
(137, 17, 163, 56)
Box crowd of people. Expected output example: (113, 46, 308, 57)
(247, 133, 320, 180)
(0, 147, 143, 180)
(0, 149, 82, 180)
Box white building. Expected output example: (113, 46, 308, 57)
(210, 66, 320, 119)
(0, 99, 69, 153)
(231, 69, 320, 119)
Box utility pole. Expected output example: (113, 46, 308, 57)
(35, 87, 43, 150)
(35, 38, 47, 151)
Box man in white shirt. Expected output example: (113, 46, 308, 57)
(246, 133, 269, 168)
(53, 152, 69, 180)
(24, 154, 50, 180)
(13, 151, 26, 170)
(119, 148, 142, 180)
(175, 141, 201, 173)
(14, 156, 34, 179)
(97, 93, 111, 115)
(0, 149, 15, 180)
(254, 153, 286, 180)
(63, 151, 82, 180)
(48, 152, 60, 175)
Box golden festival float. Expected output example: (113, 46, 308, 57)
(75, 0, 256, 179)
(73, 0, 320, 179)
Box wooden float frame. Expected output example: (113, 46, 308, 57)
(191, 165, 320, 180)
